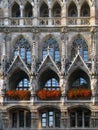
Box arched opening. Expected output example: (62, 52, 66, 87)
(71, 36, 88, 61)
(81, 2, 90, 17)
(68, 2, 77, 17)
(39, 107, 60, 128)
(52, 2, 61, 17)
(69, 107, 91, 127)
(68, 69, 90, 88)
(9, 69, 30, 90)
(42, 37, 60, 62)
(67, 69, 91, 100)
(9, 108, 31, 128)
(12, 2, 20, 17)
(39, 69, 59, 90)
(14, 37, 31, 64)
(24, 2, 33, 17)
(40, 2, 49, 17)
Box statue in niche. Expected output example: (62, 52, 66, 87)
(91, 77, 98, 96)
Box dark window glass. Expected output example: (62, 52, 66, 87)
(19, 111, 24, 127)
(70, 112, 75, 127)
(55, 112, 60, 127)
(12, 112, 17, 128)
(26, 112, 31, 127)
(70, 109, 90, 127)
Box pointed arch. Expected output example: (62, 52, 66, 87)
(11, 2, 20, 17)
(24, 2, 33, 17)
(52, 2, 61, 17)
(40, 2, 49, 17)
(68, 1, 78, 17)
(8, 68, 30, 90)
(38, 68, 60, 90)
(81, 1, 90, 17)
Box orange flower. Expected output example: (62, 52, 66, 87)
(6, 90, 31, 100)
(67, 88, 92, 99)
(37, 90, 61, 100)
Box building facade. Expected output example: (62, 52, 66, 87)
(0, 0, 98, 129)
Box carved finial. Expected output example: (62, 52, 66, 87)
(47, 46, 50, 55)
(77, 46, 80, 55)
(17, 46, 20, 55)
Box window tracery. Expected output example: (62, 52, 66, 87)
(42, 37, 60, 62)
(71, 37, 88, 61)
(14, 37, 31, 64)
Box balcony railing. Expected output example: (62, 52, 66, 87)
(37, 17, 61, 26)
(68, 17, 90, 25)
(0, 17, 92, 26)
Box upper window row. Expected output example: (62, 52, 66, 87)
(12, 2, 90, 17)
(14, 36, 88, 65)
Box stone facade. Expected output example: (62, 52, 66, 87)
(0, 0, 98, 130)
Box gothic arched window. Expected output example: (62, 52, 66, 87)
(52, 2, 61, 17)
(68, 2, 78, 17)
(81, 2, 90, 17)
(40, 2, 49, 17)
(12, 2, 20, 17)
(16, 78, 30, 90)
(42, 37, 60, 62)
(71, 37, 88, 61)
(70, 108, 91, 127)
(14, 38, 31, 64)
(24, 2, 33, 17)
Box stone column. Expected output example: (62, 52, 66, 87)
(61, 2, 67, 26)
(19, 5, 24, 25)
(77, 7, 81, 25)
(33, 1, 38, 26)
(90, 4, 96, 25)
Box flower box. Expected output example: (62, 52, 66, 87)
(6, 90, 31, 100)
(67, 88, 92, 100)
(37, 89, 61, 100)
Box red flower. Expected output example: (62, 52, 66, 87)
(37, 90, 61, 100)
(6, 90, 31, 100)
(67, 88, 92, 99)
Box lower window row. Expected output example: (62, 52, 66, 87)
(11, 108, 91, 128)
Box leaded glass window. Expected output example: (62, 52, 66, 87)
(41, 110, 60, 128)
(71, 37, 88, 61)
(44, 78, 60, 90)
(14, 38, 31, 64)
(16, 78, 30, 90)
(42, 37, 60, 62)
